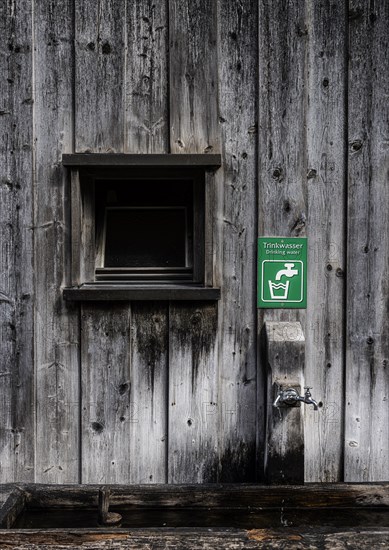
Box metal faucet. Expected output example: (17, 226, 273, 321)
(273, 386, 319, 411)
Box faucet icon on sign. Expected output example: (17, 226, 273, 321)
(275, 263, 298, 280)
(269, 263, 299, 300)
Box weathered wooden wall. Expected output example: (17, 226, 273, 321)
(0, 0, 388, 484)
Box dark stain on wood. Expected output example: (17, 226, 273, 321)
(170, 303, 217, 391)
(217, 441, 257, 482)
(131, 303, 168, 395)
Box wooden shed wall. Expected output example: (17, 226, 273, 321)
(0, 0, 388, 484)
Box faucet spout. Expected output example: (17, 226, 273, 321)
(298, 396, 319, 410)
(299, 387, 319, 410)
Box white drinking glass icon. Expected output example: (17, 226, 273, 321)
(268, 263, 298, 300)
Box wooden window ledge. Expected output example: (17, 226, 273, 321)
(63, 285, 221, 301)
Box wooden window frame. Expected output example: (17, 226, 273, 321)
(62, 154, 221, 301)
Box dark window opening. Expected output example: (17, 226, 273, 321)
(104, 207, 187, 268)
(94, 176, 202, 284)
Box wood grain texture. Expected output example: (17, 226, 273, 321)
(257, 3, 308, 478)
(0, 0, 35, 482)
(345, 0, 389, 481)
(169, 0, 219, 154)
(304, 0, 347, 482)
(125, 0, 170, 484)
(1, 528, 389, 550)
(125, 0, 169, 153)
(81, 304, 132, 483)
(129, 304, 168, 483)
(168, 304, 219, 482)
(257, 0, 348, 482)
(33, 0, 80, 483)
(15, 482, 389, 508)
(75, 0, 128, 483)
(264, 323, 305, 484)
(75, 0, 125, 153)
(168, 0, 221, 483)
(216, 0, 259, 481)
(258, 0, 308, 245)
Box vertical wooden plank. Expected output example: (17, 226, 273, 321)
(258, 0, 308, 480)
(258, 0, 308, 246)
(264, 322, 305, 484)
(129, 304, 168, 483)
(169, 0, 219, 154)
(0, 0, 35, 482)
(81, 305, 131, 483)
(168, 304, 219, 482)
(125, 0, 169, 154)
(304, 1, 347, 482)
(79, 0, 170, 483)
(216, 0, 259, 481)
(126, 0, 170, 483)
(75, 0, 128, 482)
(345, 0, 389, 481)
(168, 0, 220, 483)
(34, 0, 80, 483)
(75, 0, 125, 153)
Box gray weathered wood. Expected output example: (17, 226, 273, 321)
(74, 0, 129, 483)
(167, 0, 221, 483)
(34, 0, 80, 483)
(168, 304, 219, 482)
(1, 528, 389, 550)
(75, 0, 125, 153)
(216, 0, 259, 481)
(129, 304, 168, 483)
(304, 0, 347, 482)
(257, 3, 308, 474)
(14, 482, 389, 509)
(125, 0, 169, 154)
(125, 0, 171, 485)
(0, 0, 35, 482)
(264, 322, 305, 484)
(257, 0, 308, 482)
(81, 305, 132, 483)
(345, 0, 389, 481)
(169, 0, 219, 154)
(258, 0, 308, 244)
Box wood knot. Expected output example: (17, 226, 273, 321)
(307, 168, 317, 179)
(350, 140, 363, 152)
(102, 41, 112, 54)
(91, 422, 104, 433)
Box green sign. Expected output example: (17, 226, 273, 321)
(257, 237, 307, 309)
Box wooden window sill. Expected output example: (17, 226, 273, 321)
(63, 285, 221, 301)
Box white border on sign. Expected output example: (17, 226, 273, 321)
(261, 260, 304, 303)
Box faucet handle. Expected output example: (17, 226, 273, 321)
(304, 386, 312, 390)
